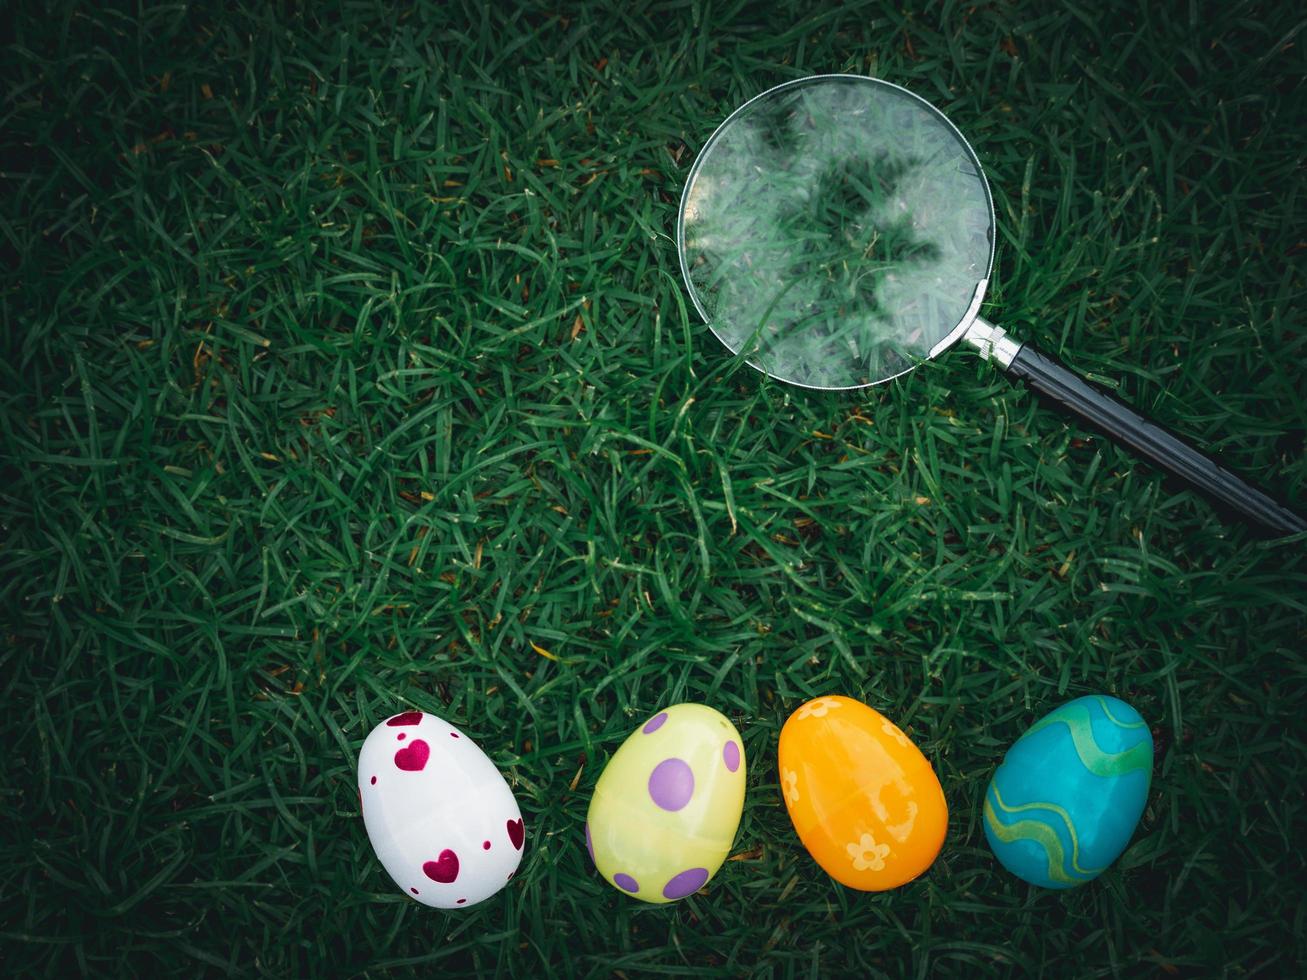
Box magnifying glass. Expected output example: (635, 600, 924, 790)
(676, 74, 1305, 536)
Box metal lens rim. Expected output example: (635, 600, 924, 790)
(675, 73, 997, 391)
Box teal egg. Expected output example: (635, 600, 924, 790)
(983, 695, 1152, 889)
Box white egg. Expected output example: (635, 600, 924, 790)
(358, 710, 525, 909)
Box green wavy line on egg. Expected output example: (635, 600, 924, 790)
(988, 785, 1103, 878)
(1092, 696, 1147, 730)
(984, 797, 1081, 886)
(1020, 702, 1151, 778)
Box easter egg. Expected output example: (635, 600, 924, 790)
(358, 710, 525, 909)
(778, 695, 947, 891)
(983, 694, 1152, 889)
(586, 703, 746, 903)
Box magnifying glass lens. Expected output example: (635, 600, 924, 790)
(679, 76, 995, 389)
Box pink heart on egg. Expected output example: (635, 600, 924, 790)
(506, 818, 525, 850)
(423, 848, 460, 883)
(394, 739, 430, 772)
(387, 711, 424, 727)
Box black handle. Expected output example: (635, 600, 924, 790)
(1006, 343, 1306, 536)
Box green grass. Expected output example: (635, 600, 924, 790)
(2, 0, 1306, 975)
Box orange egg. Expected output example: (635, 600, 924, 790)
(778, 695, 947, 891)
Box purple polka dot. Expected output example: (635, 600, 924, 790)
(662, 867, 709, 900)
(585, 823, 595, 865)
(642, 712, 668, 734)
(723, 740, 741, 772)
(370, 776, 377, 785)
(410, 887, 419, 895)
(482, 840, 491, 850)
(456, 898, 466, 905)
(397, 733, 406, 741)
(450, 732, 460, 739)
(614, 872, 639, 893)
(648, 758, 694, 811)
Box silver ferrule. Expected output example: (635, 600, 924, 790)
(962, 316, 1022, 369)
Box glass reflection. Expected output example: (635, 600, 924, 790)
(682, 77, 993, 388)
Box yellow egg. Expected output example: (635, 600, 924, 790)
(778, 695, 947, 890)
(586, 703, 746, 903)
